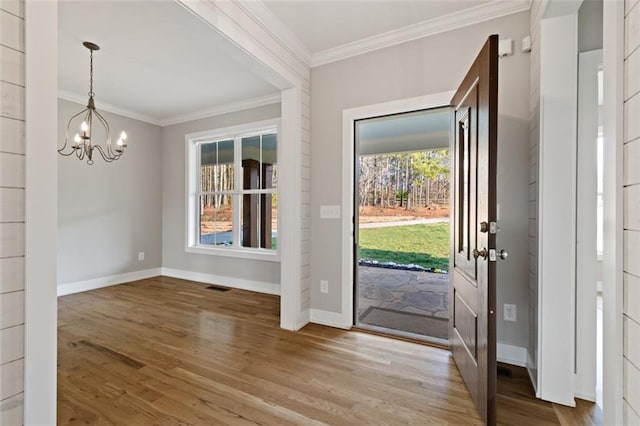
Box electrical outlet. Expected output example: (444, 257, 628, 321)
(504, 304, 517, 322)
(138, 252, 145, 261)
(320, 280, 329, 294)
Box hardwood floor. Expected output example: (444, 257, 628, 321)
(58, 276, 600, 425)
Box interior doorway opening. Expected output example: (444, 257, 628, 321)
(353, 107, 452, 344)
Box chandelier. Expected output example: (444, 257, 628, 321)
(58, 41, 128, 165)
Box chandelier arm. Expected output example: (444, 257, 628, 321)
(92, 144, 115, 163)
(93, 109, 118, 159)
(59, 108, 89, 154)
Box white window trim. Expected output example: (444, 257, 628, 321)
(185, 118, 281, 262)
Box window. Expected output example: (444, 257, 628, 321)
(186, 120, 278, 261)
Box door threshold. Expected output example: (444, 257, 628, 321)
(353, 324, 449, 349)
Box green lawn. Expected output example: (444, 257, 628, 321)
(358, 223, 449, 270)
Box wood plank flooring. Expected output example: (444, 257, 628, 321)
(58, 276, 600, 425)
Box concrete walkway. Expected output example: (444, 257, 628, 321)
(357, 266, 449, 320)
(359, 218, 449, 229)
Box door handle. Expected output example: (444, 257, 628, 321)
(473, 248, 488, 260)
(498, 249, 508, 260)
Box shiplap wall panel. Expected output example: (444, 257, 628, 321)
(0, 223, 23, 258)
(625, 92, 640, 143)
(624, 231, 640, 278)
(0, 1, 24, 421)
(0, 1, 24, 17)
(626, 48, 640, 100)
(624, 400, 640, 426)
(0, 291, 23, 329)
(0, 393, 22, 425)
(0, 153, 23, 188)
(0, 10, 23, 52)
(0, 188, 23, 222)
(0, 82, 24, 120)
(625, 140, 640, 185)
(625, 316, 640, 369)
(626, 273, 640, 324)
(625, 359, 640, 418)
(0, 117, 23, 154)
(0, 257, 23, 294)
(527, 0, 545, 385)
(625, 185, 640, 230)
(626, 3, 640, 57)
(625, 1, 640, 422)
(0, 325, 22, 364)
(0, 358, 22, 400)
(0, 45, 23, 87)
(0, 395, 21, 425)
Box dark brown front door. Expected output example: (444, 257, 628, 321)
(449, 35, 498, 425)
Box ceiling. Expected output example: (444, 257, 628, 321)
(357, 107, 451, 156)
(263, 0, 493, 54)
(58, 0, 527, 125)
(58, 1, 279, 125)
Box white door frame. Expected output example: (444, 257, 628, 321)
(340, 91, 454, 329)
(575, 48, 602, 402)
(602, 0, 625, 424)
(537, 11, 580, 406)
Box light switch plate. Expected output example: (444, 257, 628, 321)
(320, 205, 340, 219)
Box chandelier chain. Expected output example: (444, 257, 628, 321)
(88, 49, 95, 99)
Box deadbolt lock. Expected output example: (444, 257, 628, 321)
(480, 221, 498, 234)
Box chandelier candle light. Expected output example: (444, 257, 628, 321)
(58, 41, 128, 165)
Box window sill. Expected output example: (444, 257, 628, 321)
(185, 245, 280, 262)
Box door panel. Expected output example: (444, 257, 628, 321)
(449, 35, 498, 425)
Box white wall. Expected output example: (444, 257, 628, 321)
(161, 104, 282, 291)
(623, 0, 640, 423)
(310, 11, 531, 351)
(57, 99, 163, 290)
(0, 2, 25, 423)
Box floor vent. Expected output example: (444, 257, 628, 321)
(206, 285, 231, 292)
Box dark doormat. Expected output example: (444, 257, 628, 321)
(359, 306, 448, 339)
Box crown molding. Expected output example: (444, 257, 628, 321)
(310, 0, 531, 67)
(235, 0, 312, 68)
(58, 90, 281, 127)
(58, 90, 163, 126)
(160, 92, 281, 127)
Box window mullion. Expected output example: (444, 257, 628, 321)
(195, 143, 202, 246)
(233, 136, 242, 248)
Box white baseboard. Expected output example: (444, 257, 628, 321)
(574, 390, 596, 402)
(57, 268, 162, 296)
(161, 267, 280, 295)
(294, 309, 310, 331)
(309, 308, 352, 330)
(497, 342, 528, 367)
(527, 351, 538, 394)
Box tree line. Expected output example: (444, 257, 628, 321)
(358, 150, 450, 210)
